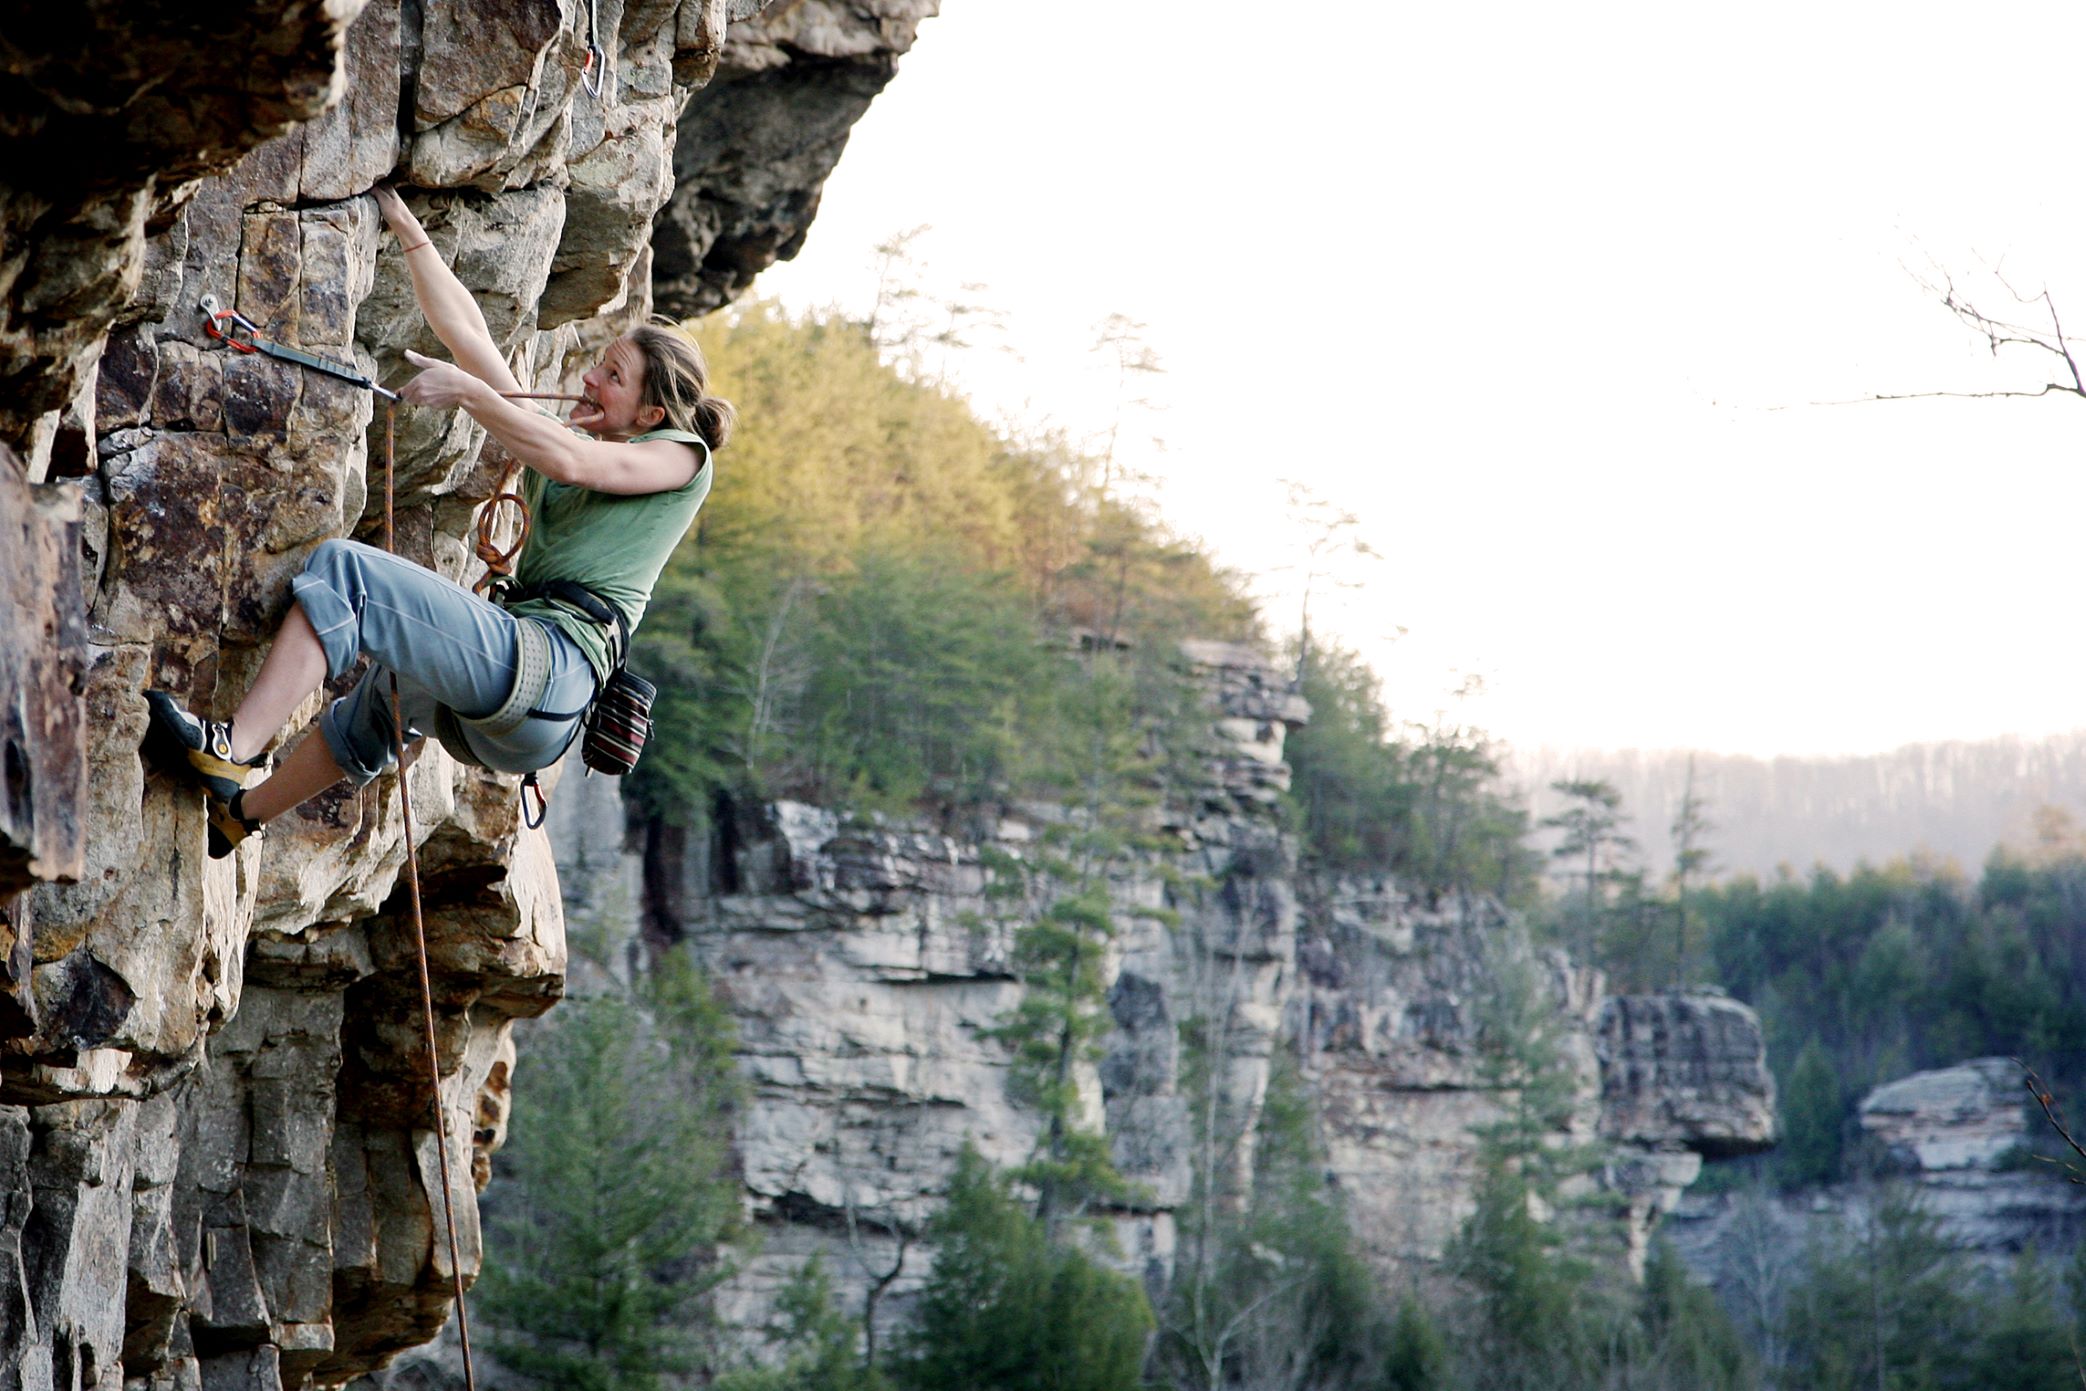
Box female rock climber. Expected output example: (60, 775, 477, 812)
(144, 184, 734, 857)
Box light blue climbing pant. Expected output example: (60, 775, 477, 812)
(289, 538, 595, 785)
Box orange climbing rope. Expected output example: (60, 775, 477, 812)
(473, 394, 581, 594)
(381, 398, 479, 1391)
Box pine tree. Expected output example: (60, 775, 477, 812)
(474, 958, 743, 1390)
(1539, 779, 1635, 959)
(1781, 1189, 1981, 1391)
(714, 1255, 889, 1391)
(891, 1148, 1152, 1391)
(1776, 1037, 1844, 1189)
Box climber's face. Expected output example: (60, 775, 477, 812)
(575, 336, 664, 439)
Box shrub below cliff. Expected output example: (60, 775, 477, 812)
(475, 953, 744, 1388)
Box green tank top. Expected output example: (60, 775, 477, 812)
(504, 427, 712, 685)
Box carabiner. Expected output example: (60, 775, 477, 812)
(199, 295, 261, 353)
(578, 0, 604, 99)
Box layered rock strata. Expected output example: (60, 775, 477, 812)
(651, 0, 941, 317)
(597, 642, 1777, 1351)
(0, 0, 872, 1384)
(1295, 888, 1775, 1280)
(1669, 1056, 2086, 1298)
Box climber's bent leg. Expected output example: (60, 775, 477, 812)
(315, 662, 444, 787)
(292, 539, 594, 782)
(229, 602, 328, 763)
(237, 729, 347, 826)
(289, 538, 525, 716)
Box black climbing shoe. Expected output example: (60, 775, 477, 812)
(205, 790, 261, 861)
(142, 690, 266, 804)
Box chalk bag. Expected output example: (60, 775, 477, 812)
(581, 668, 655, 776)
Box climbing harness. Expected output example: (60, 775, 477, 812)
(492, 578, 655, 779)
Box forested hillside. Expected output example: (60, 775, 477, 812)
(624, 301, 1252, 833)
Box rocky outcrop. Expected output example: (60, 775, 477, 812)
(1294, 889, 1775, 1280)
(1668, 1057, 2086, 1306)
(651, 0, 940, 317)
(0, 0, 368, 477)
(585, 642, 1776, 1350)
(0, 447, 87, 1043)
(1594, 992, 1777, 1271)
(1859, 1056, 2029, 1174)
(0, 0, 932, 1383)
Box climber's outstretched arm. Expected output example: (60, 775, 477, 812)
(400, 351, 701, 496)
(371, 184, 524, 395)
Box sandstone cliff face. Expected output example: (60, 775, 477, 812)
(0, 0, 924, 1384)
(1669, 1056, 2086, 1301)
(562, 642, 1777, 1353)
(651, 1, 941, 318)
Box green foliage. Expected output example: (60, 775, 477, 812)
(1444, 1158, 1601, 1387)
(1696, 844, 2086, 1183)
(1454, 938, 1632, 1383)
(1636, 1240, 1754, 1391)
(1668, 756, 1715, 986)
(1540, 778, 1636, 959)
(1158, 1055, 1387, 1391)
(714, 1255, 889, 1391)
(629, 301, 1254, 829)
(1469, 941, 1592, 1185)
(891, 1148, 1154, 1391)
(792, 545, 1051, 809)
(1285, 643, 1538, 906)
(975, 639, 1200, 1228)
(1965, 1251, 2078, 1391)
(1776, 1037, 1846, 1188)
(1382, 1296, 1451, 1391)
(475, 957, 744, 1390)
(1780, 1190, 1984, 1391)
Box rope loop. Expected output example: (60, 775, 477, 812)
(472, 454, 532, 595)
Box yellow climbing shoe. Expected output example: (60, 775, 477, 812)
(143, 690, 266, 804)
(205, 790, 261, 861)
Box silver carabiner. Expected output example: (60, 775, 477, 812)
(578, 0, 604, 99)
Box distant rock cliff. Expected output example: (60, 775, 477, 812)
(0, 2, 934, 1386)
(535, 641, 1776, 1355)
(1669, 1056, 2086, 1300)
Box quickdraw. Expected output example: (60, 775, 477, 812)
(199, 295, 400, 400)
(198, 293, 581, 594)
(578, 0, 605, 99)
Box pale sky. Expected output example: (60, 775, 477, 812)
(754, 0, 2086, 758)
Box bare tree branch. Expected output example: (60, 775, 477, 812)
(2016, 1059, 2086, 1183)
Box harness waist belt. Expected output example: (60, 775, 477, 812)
(498, 578, 629, 668)
(428, 617, 592, 769)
